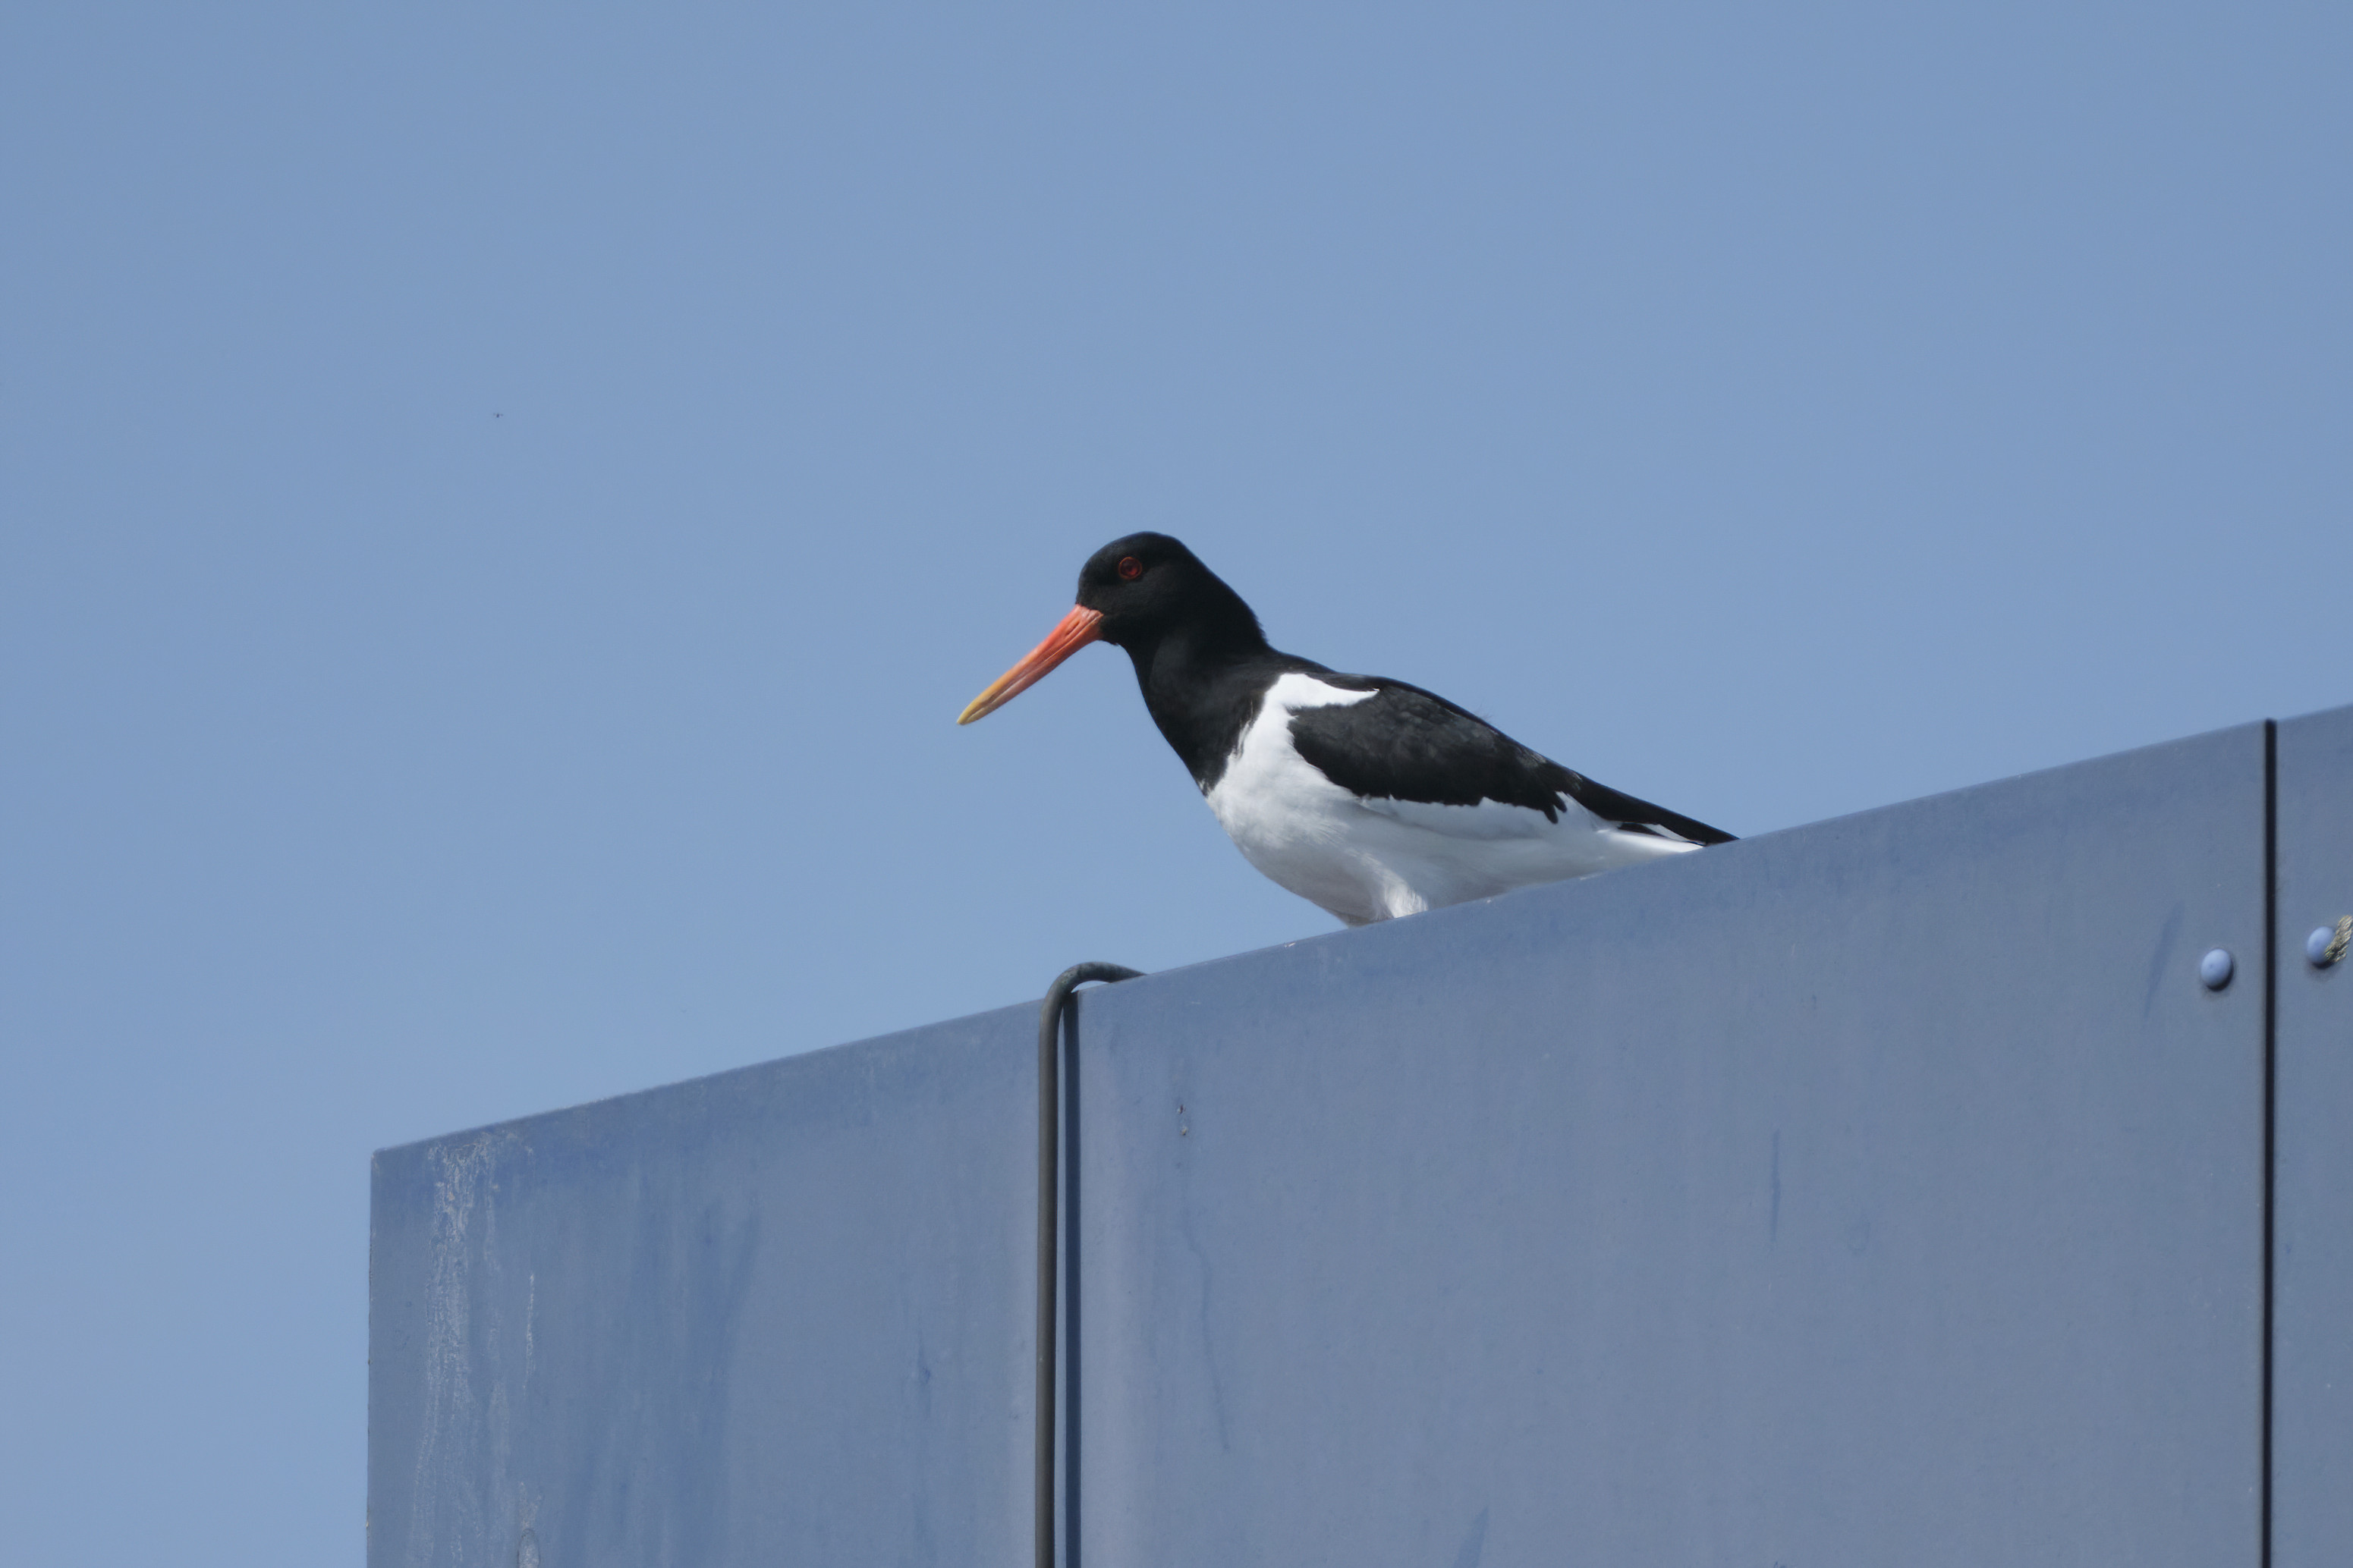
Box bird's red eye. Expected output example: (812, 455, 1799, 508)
(1117, 556, 1143, 581)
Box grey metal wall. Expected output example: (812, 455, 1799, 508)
(2274, 703, 2353, 1568)
(369, 1007, 1042, 1566)
(370, 708, 2350, 1566)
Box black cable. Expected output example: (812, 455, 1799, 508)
(1036, 963, 1143, 1568)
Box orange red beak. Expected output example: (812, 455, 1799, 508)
(956, 605, 1105, 724)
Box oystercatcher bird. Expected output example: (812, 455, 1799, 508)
(959, 534, 1733, 926)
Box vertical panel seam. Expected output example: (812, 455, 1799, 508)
(2262, 718, 2277, 1568)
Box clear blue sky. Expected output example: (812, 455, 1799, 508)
(3, 3, 2347, 1558)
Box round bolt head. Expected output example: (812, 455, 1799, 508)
(2311, 916, 2351, 969)
(2200, 947, 2235, 991)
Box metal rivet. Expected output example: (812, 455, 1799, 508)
(2311, 916, 2351, 969)
(2200, 948, 2235, 991)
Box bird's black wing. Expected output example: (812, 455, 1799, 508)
(1288, 678, 1735, 844)
(1555, 770, 1737, 845)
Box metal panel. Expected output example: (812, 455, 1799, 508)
(367, 1004, 1038, 1568)
(2273, 702, 2353, 1568)
(1075, 724, 2267, 1566)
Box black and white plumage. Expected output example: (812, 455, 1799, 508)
(959, 533, 1732, 926)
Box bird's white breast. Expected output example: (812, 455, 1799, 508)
(1202, 673, 1697, 925)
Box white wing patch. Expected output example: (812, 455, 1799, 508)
(1266, 671, 1379, 717)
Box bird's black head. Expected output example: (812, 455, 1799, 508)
(955, 532, 1268, 725)
(1072, 533, 1261, 652)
